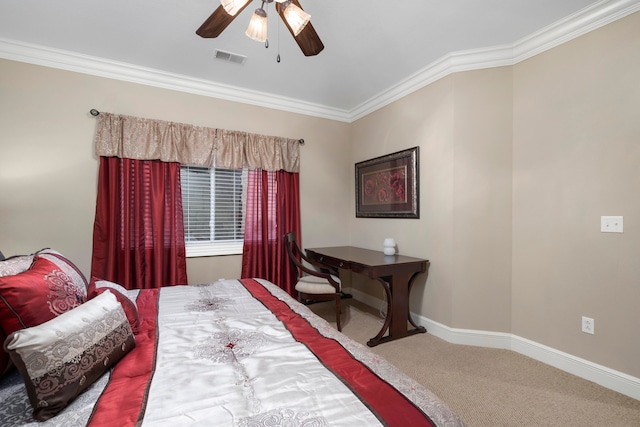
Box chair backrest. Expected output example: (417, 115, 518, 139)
(284, 232, 337, 281)
(284, 232, 306, 280)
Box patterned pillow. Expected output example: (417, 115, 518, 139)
(36, 249, 88, 299)
(0, 254, 35, 278)
(4, 291, 136, 421)
(0, 257, 86, 337)
(88, 277, 140, 333)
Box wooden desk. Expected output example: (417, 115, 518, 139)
(305, 246, 429, 347)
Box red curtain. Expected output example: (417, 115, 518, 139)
(241, 169, 300, 297)
(91, 157, 188, 289)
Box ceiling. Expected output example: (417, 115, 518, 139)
(1, 0, 637, 121)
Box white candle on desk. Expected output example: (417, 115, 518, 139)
(383, 238, 396, 255)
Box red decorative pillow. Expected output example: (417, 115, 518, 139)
(36, 249, 88, 299)
(0, 252, 33, 378)
(0, 257, 85, 337)
(88, 277, 140, 333)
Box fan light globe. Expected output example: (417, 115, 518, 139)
(221, 0, 250, 16)
(246, 8, 268, 42)
(281, 1, 310, 36)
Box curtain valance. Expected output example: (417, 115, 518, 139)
(94, 112, 300, 172)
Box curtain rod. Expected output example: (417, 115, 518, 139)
(89, 109, 305, 144)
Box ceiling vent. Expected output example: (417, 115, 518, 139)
(214, 49, 247, 65)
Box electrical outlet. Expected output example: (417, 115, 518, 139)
(582, 316, 595, 334)
(601, 216, 623, 233)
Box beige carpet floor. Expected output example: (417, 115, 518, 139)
(307, 299, 640, 427)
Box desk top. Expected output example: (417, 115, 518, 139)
(307, 246, 429, 346)
(306, 246, 428, 268)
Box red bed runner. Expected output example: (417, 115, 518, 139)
(88, 288, 159, 427)
(240, 278, 436, 427)
(84, 281, 435, 426)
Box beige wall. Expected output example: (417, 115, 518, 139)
(350, 77, 458, 324)
(451, 68, 513, 333)
(1, 10, 638, 381)
(511, 12, 640, 376)
(0, 59, 351, 283)
(349, 11, 640, 378)
(349, 68, 513, 332)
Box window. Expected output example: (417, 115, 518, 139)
(180, 166, 247, 256)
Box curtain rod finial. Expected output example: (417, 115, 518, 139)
(90, 109, 100, 117)
(298, 139, 304, 145)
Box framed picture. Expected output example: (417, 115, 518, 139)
(355, 147, 419, 218)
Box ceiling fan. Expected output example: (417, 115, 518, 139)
(196, 0, 324, 57)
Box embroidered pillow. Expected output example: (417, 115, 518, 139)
(0, 254, 34, 278)
(88, 277, 140, 333)
(36, 249, 88, 299)
(0, 257, 85, 337)
(5, 290, 136, 421)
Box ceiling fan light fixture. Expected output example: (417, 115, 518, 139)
(221, 0, 251, 16)
(281, 1, 310, 36)
(245, 8, 268, 43)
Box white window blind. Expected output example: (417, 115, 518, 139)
(180, 166, 247, 256)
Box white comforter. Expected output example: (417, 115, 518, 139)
(0, 279, 464, 427)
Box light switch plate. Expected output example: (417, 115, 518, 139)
(601, 216, 623, 233)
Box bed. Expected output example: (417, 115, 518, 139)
(0, 249, 465, 426)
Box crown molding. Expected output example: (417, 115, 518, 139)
(0, 38, 353, 123)
(1, 0, 638, 123)
(349, 0, 640, 121)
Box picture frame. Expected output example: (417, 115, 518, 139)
(355, 146, 419, 218)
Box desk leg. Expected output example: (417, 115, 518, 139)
(366, 278, 393, 347)
(367, 272, 426, 347)
(406, 271, 426, 332)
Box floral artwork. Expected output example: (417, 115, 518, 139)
(355, 147, 419, 218)
(362, 166, 407, 205)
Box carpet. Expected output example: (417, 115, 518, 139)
(308, 299, 640, 426)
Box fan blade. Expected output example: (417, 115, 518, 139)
(196, 4, 252, 38)
(276, 0, 324, 56)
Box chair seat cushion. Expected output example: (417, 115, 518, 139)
(295, 275, 340, 294)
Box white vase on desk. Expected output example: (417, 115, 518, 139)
(383, 238, 396, 256)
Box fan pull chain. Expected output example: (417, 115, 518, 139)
(276, 13, 281, 63)
(264, 1, 270, 49)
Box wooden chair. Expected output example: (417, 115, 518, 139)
(284, 232, 342, 331)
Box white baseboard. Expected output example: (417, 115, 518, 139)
(345, 287, 640, 401)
